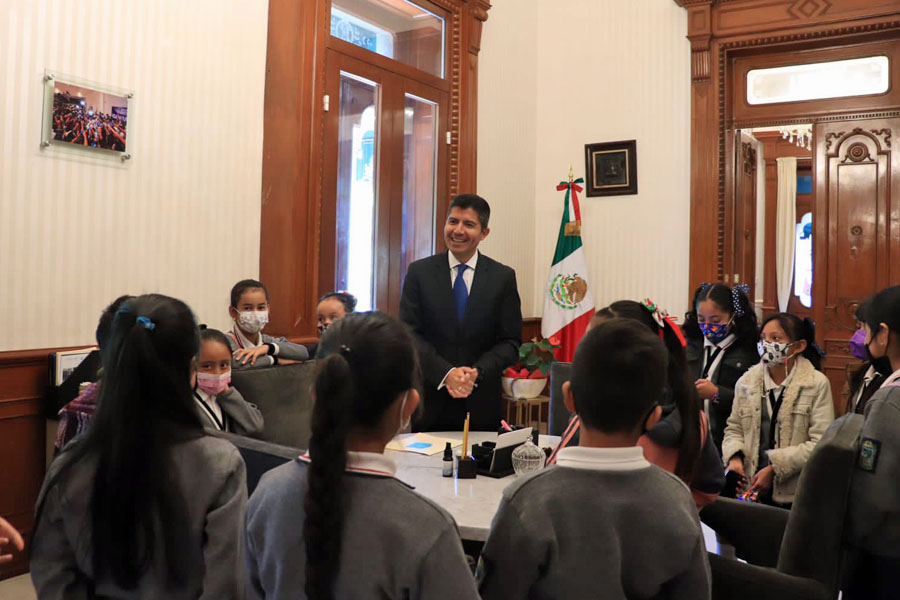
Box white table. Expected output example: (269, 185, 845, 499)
(388, 431, 554, 541)
(388, 431, 720, 552)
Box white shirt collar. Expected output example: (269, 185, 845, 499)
(232, 325, 262, 349)
(764, 362, 796, 392)
(299, 451, 397, 477)
(195, 387, 216, 403)
(883, 368, 900, 387)
(703, 332, 736, 350)
(863, 365, 878, 384)
(448, 250, 478, 272)
(554, 446, 650, 472)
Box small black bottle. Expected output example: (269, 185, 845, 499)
(442, 442, 453, 477)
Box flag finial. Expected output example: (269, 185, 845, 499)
(568, 164, 574, 183)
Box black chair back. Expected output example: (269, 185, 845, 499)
(210, 430, 300, 495)
(549, 361, 573, 436)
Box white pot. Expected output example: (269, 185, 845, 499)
(501, 376, 547, 399)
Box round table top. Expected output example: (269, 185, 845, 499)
(387, 431, 559, 542)
(387, 431, 721, 552)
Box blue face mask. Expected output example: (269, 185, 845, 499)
(700, 320, 731, 344)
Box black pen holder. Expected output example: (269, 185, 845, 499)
(456, 456, 478, 479)
(471, 440, 523, 478)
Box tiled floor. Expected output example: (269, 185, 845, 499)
(0, 574, 37, 600)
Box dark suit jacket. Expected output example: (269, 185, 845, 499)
(400, 251, 522, 431)
(686, 337, 759, 453)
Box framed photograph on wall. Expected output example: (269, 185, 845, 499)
(41, 70, 133, 161)
(584, 139, 637, 197)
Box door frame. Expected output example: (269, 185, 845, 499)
(320, 47, 450, 314)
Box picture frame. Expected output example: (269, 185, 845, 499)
(41, 70, 133, 162)
(51, 347, 98, 387)
(584, 139, 638, 197)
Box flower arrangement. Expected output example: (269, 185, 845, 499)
(503, 336, 561, 380)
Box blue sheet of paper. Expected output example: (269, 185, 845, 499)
(407, 442, 432, 449)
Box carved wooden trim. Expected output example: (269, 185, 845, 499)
(711, 19, 900, 277)
(734, 111, 900, 129)
(449, 5, 462, 196)
(870, 127, 892, 148)
(742, 142, 757, 174)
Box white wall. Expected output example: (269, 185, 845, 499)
(0, 0, 269, 351)
(478, 0, 691, 319)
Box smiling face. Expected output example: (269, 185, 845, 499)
(443, 206, 489, 263)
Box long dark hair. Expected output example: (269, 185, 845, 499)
(35, 294, 204, 590)
(760, 313, 825, 371)
(684, 283, 758, 352)
(304, 312, 418, 600)
(595, 300, 701, 483)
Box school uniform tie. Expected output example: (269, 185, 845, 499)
(454, 264, 469, 322)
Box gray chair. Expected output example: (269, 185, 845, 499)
(700, 413, 864, 600)
(549, 361, 573, 436)
(231, 361, 317, 448)
(209, 430, 300, 495)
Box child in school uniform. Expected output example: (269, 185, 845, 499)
(226, 279, 309, 368)
(721, 313, 834, 506)
(546, 300, 724, 508)
(478, 319, 711, 600)
(195, 327, 264, 437)
(244, 312, 478, 600)
(844, 285, 900, 600)
(846, 301, 891, 414)
(305, 291, 357, 358)
(31, 294, 247, 599)
(684, 282, 760, 453)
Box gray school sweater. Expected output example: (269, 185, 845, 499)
(226, 330, 309, 369)
(245, 457, 480, 600)
(30, 435, 247, 600)
(478, 447, 711, 600)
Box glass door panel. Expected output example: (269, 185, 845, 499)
(400, 93, 438, 286)
(334, 72, 379, 311)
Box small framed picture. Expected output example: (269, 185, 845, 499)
(51, 347, 98, 387)
(41, 70, 133, 161)
(584, 140, 638, 197)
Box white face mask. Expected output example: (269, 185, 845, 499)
(758, 340, 792, 365)
(238, 310, 269, 334)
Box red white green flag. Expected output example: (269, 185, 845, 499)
(541, 176, 595, 363)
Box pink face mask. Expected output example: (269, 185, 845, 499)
(197, 371, 231, 396)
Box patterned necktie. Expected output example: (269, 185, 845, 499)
(453, 264, 469, 322)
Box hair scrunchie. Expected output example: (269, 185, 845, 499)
(731, 283, 750, 317)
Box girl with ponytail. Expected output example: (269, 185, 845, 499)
(546, 300, 725, 508)
(245, 311, 479, 600)
(721, 312, 834, 506)
(30, 294, 247, 599)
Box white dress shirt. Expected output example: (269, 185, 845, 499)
(195, 388, 225, 430)
(448, 250, 478, 293)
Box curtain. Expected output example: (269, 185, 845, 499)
(775, 157, 797, 312)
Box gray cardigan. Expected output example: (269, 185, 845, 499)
(847, 381, 900, 558)
(478, 464, 710, 600)
(196, 387, 265, 437)
(245, 459, 479, 600)
(227, 331, 309, 369)
(30, 436, 247, 600)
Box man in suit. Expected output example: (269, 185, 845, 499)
(400, 194, 522, 431)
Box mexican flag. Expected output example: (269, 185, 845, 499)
(541, 177, 595, 363)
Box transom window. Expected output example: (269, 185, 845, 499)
(747, 56, 889, 105)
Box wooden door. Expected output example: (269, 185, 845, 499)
(734, 132, 758, 291)
(813, 117, 900, 414)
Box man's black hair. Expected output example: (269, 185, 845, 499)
(448, 194, 490, 230)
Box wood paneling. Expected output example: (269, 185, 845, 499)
(261, 0, 490, 337)
(674, 0, 900, 301)
(0, 349, 54, 580)
(813, 118, 900, 413)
